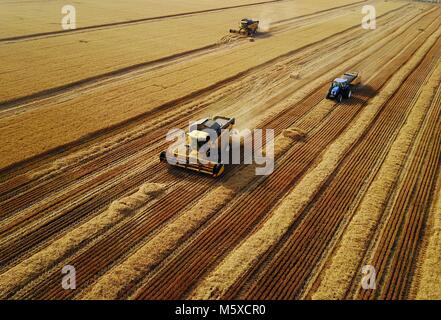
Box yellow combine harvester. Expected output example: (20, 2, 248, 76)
(230, 18, 259, 36)
(159, 116, 235, 178)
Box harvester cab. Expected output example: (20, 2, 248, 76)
(160, 116, 235, 178)
(230, 18, 259, 36)
(326, 71, 361, 103)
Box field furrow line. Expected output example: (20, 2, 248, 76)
(411, 89, 441, 299)
(355, 68, 441, 300)
(16, 79, 329, 299)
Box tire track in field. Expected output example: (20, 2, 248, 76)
(412, 101, 441, 299)
(0, 2, 422, 278)
(186, 13, 440, 300)
(309, 59, 441, 300)
(2, 4, 410, 192)
(13, 80, 327, 299)
(0, 1, 373, 44)
(0, 4, 420, 217)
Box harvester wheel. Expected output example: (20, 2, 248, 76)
(212, 164, 225, 178)
(159, 151, 167, 162)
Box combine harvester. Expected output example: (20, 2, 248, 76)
(160, 116, 235, 178)
(326, 71, 361, 103)
(230, 18, 259, 37)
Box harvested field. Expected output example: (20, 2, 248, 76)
(0, 0, 440, 301)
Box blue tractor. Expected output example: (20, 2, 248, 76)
(326, 72, 360, 103)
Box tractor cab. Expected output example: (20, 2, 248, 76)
(327, 78, 351, 102)
(326, 71, 360, 103)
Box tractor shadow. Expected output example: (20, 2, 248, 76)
(341, 84, 378, 105)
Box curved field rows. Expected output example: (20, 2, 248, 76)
(0, 1, 404, 170)
(0, 8, 422, 298)
(0, 1, 418, 182)
(309, 58, 441, 300)
(0, 3, 421, 278)
(0, 0, 440, 300)
(0, 4, 422, 229)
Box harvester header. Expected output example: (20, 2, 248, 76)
(160, 116, 236, 177)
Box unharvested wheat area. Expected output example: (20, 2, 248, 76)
(0, 0, 440, 300)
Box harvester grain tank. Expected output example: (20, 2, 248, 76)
(326, 72, 361, 103)
(230, 18, 259, 36)
(159, 116, 235, 178)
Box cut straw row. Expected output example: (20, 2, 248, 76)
(0, 183, 167, 298)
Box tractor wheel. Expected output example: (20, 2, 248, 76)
(347, 90, 352, 99)
(159, 151, 167, 162)
(337, 94, 343, 103)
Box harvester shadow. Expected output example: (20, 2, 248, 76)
(167, 163, 247, 182)
(168, 166, 212, 179)
(162, 139, 271, 181)
(254, 32, 273, 40)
